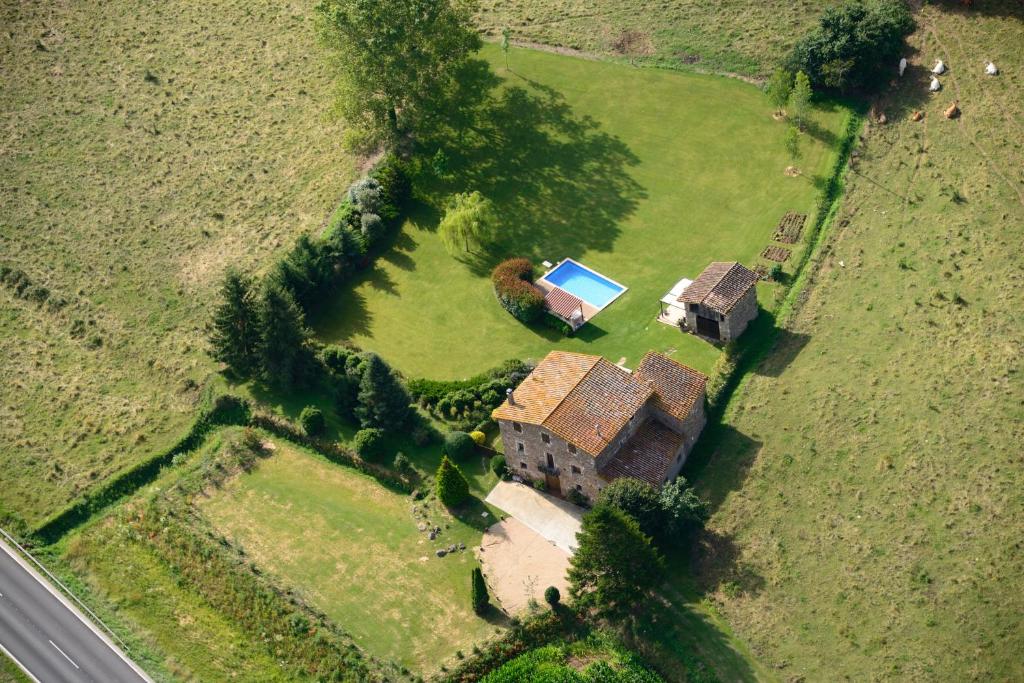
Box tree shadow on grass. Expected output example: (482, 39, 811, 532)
(419, 58, 646, 276)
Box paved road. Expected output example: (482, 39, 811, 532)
(0, 538, 151, 683)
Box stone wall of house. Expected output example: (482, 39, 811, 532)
(651, 394, 708, 483)
(720, 288, 758, 341)
(497, 419, 605, 503)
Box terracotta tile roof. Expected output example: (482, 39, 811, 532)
(599, 419, 685, 487)
(544, 358, 653, 456)
(544, 287, 584, 320)
(492, 351, 600, 425)
(634, 352, 707, 422)
(679, 262, 759, 315)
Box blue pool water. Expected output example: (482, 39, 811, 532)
(541, 260, 626, 309)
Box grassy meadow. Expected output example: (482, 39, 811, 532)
(0, 0, 356, 526)
(475, 0, 837, 76)
(199, 441, 503, 674)
(315, 43, 850, 379)
(685, 2, 1024, 679)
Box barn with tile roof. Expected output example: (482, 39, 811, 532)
(679, 261, 760, 341)
(492, 350, 707, 503)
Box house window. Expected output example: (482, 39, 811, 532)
(541, 432, 551, 444)
(567, 443, 577, 454)
(575, 484, 583, 492)
(571, 465, 581, 475)
(520, 461, 528, 469)
(689, 303, 698, 312)
(546, 453, 555, 468)
(512, 422, 522, 433)
(517, 442, 525, 453)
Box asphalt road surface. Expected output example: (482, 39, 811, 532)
(0, 537, 151, 683)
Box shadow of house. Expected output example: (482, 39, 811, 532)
(419, 59, 646, 275)
(754, 328, 811, 378)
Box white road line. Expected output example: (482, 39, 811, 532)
(49, 639, 80, 669)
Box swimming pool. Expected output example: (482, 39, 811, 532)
(539, 259, 627, 310)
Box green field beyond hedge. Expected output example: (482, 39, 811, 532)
(315, 44, 848, 379)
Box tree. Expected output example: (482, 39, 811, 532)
(353, 427, 385, 460)
(435, 455, 470, 507)
(658, 478, 710, 540)
(471, 567, 489, 614)
(568, 504, 665, 618)
(501, 27, 511, 70)
(354, 353, 413, 429)
(315, 0, 482, 147)
(789, 71, 813, 131)
(765, 67, 794, 117)
(443, 431, 475, 460)
(596, 478, 664, 540)
(254, 280, 312, 390)
(544, 585, 560, 607)
(209, 270, 258, 376)
(784, 125, 801, 163)
(299, 406, 326, 436)
(788, 0, 913, 92)
(438, 191, 496, 255)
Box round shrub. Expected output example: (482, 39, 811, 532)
(469, 430, 486, 446)
(393, 452, 412, 474)
(444, 431, 475, 460)
(491, 258, 544, 323)
(353, 427, 386, 460)
(490, 455, 508, 479)
(544, 586, 560, 606)
(299, 405, 326, 437)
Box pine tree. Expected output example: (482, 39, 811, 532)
(255, 279, 311, 390)
(471, 567, 489, 615)
(209, 270, 258, 376)
(568, 504, 665, 618)
(435, 455, 469, 507)
(789, 71, 813, 131)
(354, 353, 412, 429)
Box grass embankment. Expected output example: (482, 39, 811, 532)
(0, 654, 31, 683)
(0, 0, 356, 526)
(475, 0, 834, 76)
(688, 3, 1024, 680)
(316, 43, 847, 379)
(200, 441, 502, 674)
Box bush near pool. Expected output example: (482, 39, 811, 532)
(492, 258, 545, 323)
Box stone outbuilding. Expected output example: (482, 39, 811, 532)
(679, 261, 760, 342)
(492, 351, 707, 504)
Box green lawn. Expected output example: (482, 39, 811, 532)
(199, 441, 503, 674)
(684, 3, 1024, 680)
(315, 44, 849, 380)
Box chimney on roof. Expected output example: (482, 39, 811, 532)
(595, 422, 605, 442)
(506, 387, 515, 406)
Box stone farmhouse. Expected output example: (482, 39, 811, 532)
(492, 350, 707, 502)
(680, 261, 760, 342)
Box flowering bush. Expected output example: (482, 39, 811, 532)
(492, 258, 544, 323)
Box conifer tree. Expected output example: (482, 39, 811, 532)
(255, 279, 311, 390)
(568, 504, 665, 618)
(435, 455, 469, 507)
(209, 270, 258, 376)
(471, 567, 489, 615)
(354, 353, 412, 428)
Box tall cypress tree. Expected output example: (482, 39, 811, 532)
(209, 270, 258, 376)
(471, 567, 489, 615)
(435, 455, 469, 507)
(354, 352, 412, 428)
(255, 279, 311, 390)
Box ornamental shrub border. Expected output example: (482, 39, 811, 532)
(491, 258, 545, 323)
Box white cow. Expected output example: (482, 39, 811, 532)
(932, 60, 946, 75)
(899, 57, 908, 77)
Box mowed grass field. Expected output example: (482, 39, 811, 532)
(687, 2, 1024, 680)
(0, 0, 355, 525)
(316, 43, 849, 379)
(475, 0, 837, 76)
(199, 441, 501, 674)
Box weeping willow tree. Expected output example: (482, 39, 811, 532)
(438, 191, 496, 255)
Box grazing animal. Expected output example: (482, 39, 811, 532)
(945, 101, 960, 119)
(911, 110, 924, 122)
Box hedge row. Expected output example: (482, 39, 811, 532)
(249, 412, 414, 494)
(33, 395, 251, 544)
(491, 258, 545, 323)
(408, 359, 533, 430)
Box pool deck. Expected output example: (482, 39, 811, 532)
(535, 278, 600, 321)
(536, 258, 627, 326)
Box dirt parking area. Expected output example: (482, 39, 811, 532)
(476, 517, 571, 614)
